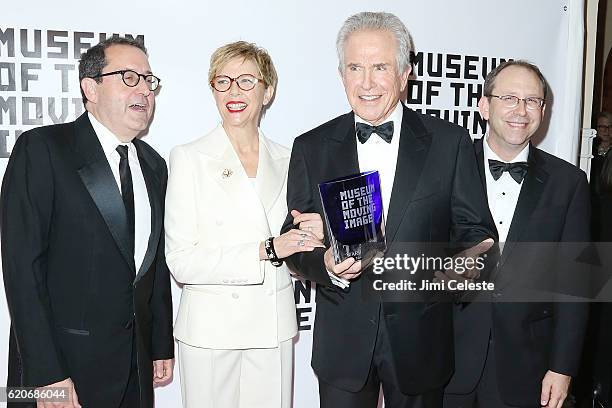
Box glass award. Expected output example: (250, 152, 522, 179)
(318, 171, 386, 264)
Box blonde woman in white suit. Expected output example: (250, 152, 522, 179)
(164, 41, 324, 408)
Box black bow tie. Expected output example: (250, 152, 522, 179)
(356, 121, 394, 144)
(488, 159, 529, 184)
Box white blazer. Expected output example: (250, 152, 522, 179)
(165, 125, 297, 349)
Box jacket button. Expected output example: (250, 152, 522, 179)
(232, 293, 239, 299)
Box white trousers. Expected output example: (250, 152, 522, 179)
(178, 339, 293, 408)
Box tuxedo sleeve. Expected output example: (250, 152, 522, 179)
(0, 131, 67, 386)
(550, 171, 590, 376)
(281, 138, 331, 287)
(450, 130, 497, 246)
(150, 161, 174, 360)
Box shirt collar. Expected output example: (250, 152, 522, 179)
(483, 133, 529, 163)
(88, 112, 135, 156)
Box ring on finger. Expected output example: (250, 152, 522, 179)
(300, 233, 307, 239)
(298, 239, 305, 246)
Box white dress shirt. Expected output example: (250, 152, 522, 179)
(355, 102, 403, 220)
(329, 103, 403, 288)
(88, 112, 151, 271)
(483, 135, 529, 247)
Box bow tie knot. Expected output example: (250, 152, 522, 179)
(488, 159, 528, 183)
(356, 121, 394, 144)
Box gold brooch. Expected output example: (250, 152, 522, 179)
(222, 168, 233, 178)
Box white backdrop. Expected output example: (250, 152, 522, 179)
(0, 1, 583, 407)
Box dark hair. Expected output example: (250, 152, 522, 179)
(78, 37, 147, 105)
(483, 59, 548, 101)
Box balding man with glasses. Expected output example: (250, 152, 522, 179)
(1, 36, 173, 408)
(444, 60, 590, 408)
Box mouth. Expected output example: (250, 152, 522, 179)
(359, 95, 381, 102)
(226, 101, 247, 113)
(506, 121, 529, 128)
(129, 103, 148, 112)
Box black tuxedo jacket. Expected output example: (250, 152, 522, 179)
(445, 138, 590, 406)
(282, 105, 496, 394)
(1, 113, 174, 408)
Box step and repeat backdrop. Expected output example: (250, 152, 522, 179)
(0, 0, 583, 406)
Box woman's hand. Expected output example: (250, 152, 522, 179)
(291, 210, 325, 240)
(272, 228, 325, 259)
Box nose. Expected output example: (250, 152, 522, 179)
(361, 68, 374, 90)
(136, 77, 151, 97)
(514, 98, 528, 116)
(229, 79, 242, 96)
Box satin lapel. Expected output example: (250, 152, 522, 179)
(474, 138, 489, 200)
(256, 135, 286, 219)
(133, 140, 162, 282)
(325, 112, 360, 184)
(73, 114, 135, 272)
(499, 146, 547, 266)
(385, 106, 432, 244)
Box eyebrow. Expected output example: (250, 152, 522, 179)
(373, 63, 390, 69)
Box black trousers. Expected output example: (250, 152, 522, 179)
(443, 337, 538, 408)
(319, 307, 443, 408)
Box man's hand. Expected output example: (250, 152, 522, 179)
(153, 358, 174, 385)
(434, 238, 494, 285)
(36, 377, 80, 408)
(540, 370, 571, 407)
(324, 248, 362, 280)
(291, 209, 325, 240)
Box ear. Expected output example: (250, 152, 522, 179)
(399, 65, 412, 92)
(81, 78, 99, 104)
(478, 96, 490, 120)
(263, 85, 274, 106)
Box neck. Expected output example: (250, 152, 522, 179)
(222, 123, 259, 153)
(486, 135, 528, 162)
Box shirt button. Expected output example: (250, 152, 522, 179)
(232, 293, 239, 299)
(502, 192, 506, 196)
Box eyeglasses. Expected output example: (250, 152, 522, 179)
(487, 94, 544, 110)
(210, 74, 263, 92)
(92, 70, 160, 91)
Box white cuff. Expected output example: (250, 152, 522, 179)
(327, 270, 350, 289)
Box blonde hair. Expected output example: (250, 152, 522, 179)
(208, 41, 277, 90)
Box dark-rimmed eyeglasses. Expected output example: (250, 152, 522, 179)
(210, 74, 263, 92)
(92, 70, 160, 91)
(487, 94, 544, 110)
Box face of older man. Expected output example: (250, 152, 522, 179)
(479, 65, 546, 161)
(340, 29, 410, 125)
(83, 44, 155, 142)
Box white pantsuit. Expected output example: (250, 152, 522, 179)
(165, 125, 298, 407)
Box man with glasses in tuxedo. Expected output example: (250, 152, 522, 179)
(444, 60, 590, 408)
(1, 36, 173, 408)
